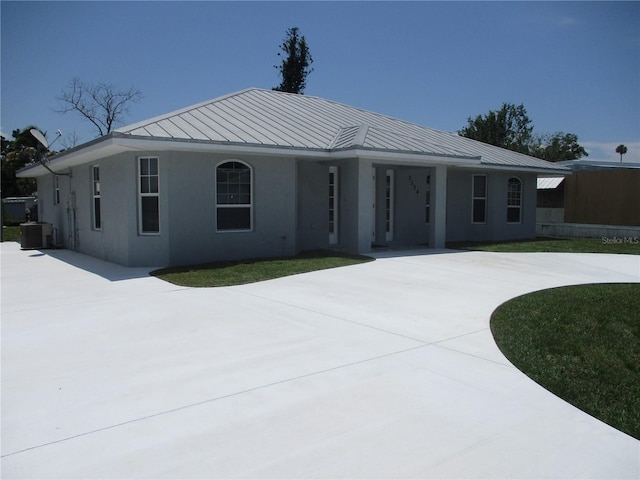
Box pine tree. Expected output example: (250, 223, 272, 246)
(273, 27, 314, 94)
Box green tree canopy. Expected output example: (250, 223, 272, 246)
(459, 103, 588, 162)
(615, 144, 628, 162)
(458, 103, 533, 154)
(1, 126, 42, 197)
(273, 27, 314, 95)
(530, 132, 588, 162)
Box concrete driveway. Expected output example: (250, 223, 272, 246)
(1, 242, 639, 479)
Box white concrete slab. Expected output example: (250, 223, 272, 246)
(1, 242, 639, 478)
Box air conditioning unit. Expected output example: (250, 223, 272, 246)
(20, 222, 53, 250)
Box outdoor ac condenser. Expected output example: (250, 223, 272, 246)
(20, 223, 53, 250)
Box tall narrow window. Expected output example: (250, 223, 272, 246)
(216, 161, 252, 231)
(92, 166, 101, 230)
(385, 170, 394, 241)
(329, 166, 338, 244)
(425, 174, 431, 224)
(53, 175, 60, 205)
(472, 175, 487, 224)
(139, 157, 159, 234)
(507, 177, 522, 223)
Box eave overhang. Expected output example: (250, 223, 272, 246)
(17, 132, 569, 177)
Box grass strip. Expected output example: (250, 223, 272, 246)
(491, 283, 640, 439)
(150, 250, 373, 287)
(2, 226, 21, 242)
(448, 235, 640, 254)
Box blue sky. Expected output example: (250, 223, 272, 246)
(2, 1, 639, 163)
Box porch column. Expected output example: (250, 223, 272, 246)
(429, 165, 447, 249)
(357, 159, 374, 253)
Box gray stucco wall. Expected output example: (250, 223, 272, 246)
(37, 151, 300, 267)
(164, 151, 298, 266)
(37, 174, 69, 246)
(35, 152, 538, 266)
(446, 169, 536, 242)
(296, 161, 328, 252)
(336, 158, 365, 253)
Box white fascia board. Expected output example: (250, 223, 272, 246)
(17, 136, 128, 177)
(112, 136, 484, 166)
(458, 163, 572, 175)
(19, 133, 562, 177)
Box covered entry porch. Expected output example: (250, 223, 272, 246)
(371, 163, 447, 251)
(295, 157, 450, 255)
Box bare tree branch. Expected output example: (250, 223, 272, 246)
(56, 77, 142, 137)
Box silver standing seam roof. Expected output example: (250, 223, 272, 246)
(116, 88, 567, 171)
(19, 88, 569, 177)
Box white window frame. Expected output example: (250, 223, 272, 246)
(329, 166, 339, 245)
(507, 177, 522, 224)
(472, 174, 487, 224)
(215, 160, 253, 233)
(425, 174, 431, 224)
(92, 165, 101, 230)
(138, 157, 160, 235)
(53, 175, 60, 206)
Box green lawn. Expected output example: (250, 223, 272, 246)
(151, 250, 374, 287)
(1, 226, 20, 242)
(448, 235, 640, 254)
(491, 283, 640, 440)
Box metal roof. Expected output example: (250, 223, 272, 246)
(20, 88, 569, 177)
(537, 177, 565, 189)
(117, 88, 567, 171)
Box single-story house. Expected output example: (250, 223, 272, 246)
(18, 88, 567, 267)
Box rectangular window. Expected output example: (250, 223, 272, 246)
(53, 175, 60, 205)
(139, 157, 160, 234)
(92, 166, 101, 230)
(472, 175, 487, 224)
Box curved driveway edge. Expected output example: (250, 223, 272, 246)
(2, 242, 639, 478)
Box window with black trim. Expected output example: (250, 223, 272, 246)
(472, 174, 487, 224)
(507, 177, 522, 223)
(216, 161, 252, 231)
(139, 157, 159, 234)
(92, 166, 101, 230)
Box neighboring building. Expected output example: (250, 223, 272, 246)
(537, 160, 640, 227)
(19, 88, 566, 266)
(1, 196, 37, 225)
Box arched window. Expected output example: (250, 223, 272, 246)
(507, 177, 522, 223)
(216, 161, 252, 231)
